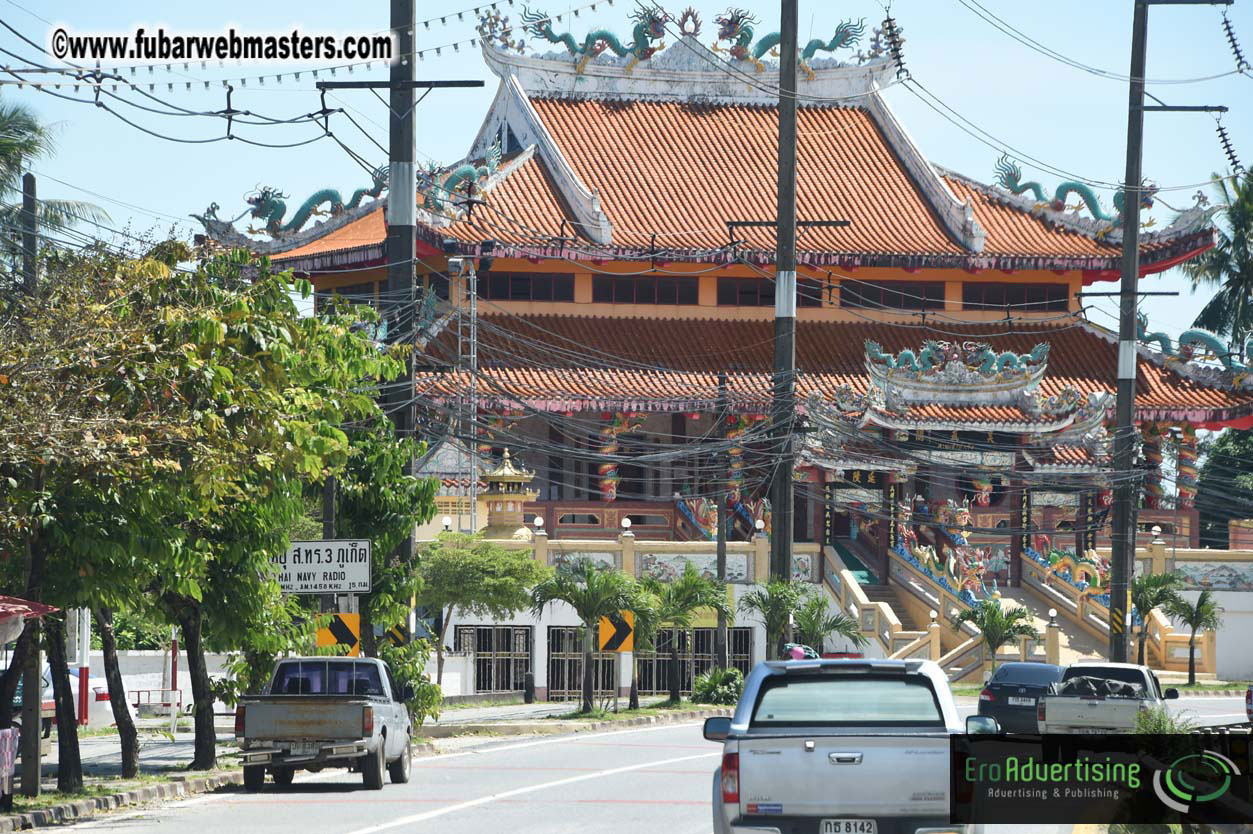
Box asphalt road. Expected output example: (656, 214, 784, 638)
(52, 696, 1249, 834)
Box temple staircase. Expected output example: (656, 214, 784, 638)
(996, 584, 1105, 665)
(859, 584, 926, 632)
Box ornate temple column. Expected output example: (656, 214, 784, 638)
(1008, 478, 1030, 587)
(1076, 491, 1093, 556)
(1141, 421, 1165, 509)
(596, 412, 644, 503)
(881, 475, 899, 584)
(1176, 422, 1199, 512)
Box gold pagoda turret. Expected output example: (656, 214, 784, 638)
(481, 449, 538, 540)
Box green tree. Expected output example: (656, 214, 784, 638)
(624, 584, 660, 710)
(1131, 572, 1184, 666)
(793, 592, 867, 654)
(417, 532, 548, 685)
(1181, 171, 1253, 346)
(951, 600, 1039, 672)
(1196, 429, 1253, 548)
(334, 422, 439, 658)
(643, 563, 731, 703)
(530, 559, 635, 714)
(1164, 590, 1224, 686)
(737, 580, 809, 661)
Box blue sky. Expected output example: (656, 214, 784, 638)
(2, 0, 1250, 338)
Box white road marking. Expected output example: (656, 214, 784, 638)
(60, 722, 711, 830)
(339, 750, 720, 834)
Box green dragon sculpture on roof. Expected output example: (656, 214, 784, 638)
(419, 138, 502, 214)
(712, 9, 865, 79)
(865, 339, 1049, 376)
(520, 6, 668, 74)
(1137, 312, 1250, 374)
(993, 154, 1156, 234)
(242, 165, 389, 238)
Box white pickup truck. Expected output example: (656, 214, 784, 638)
(235, 657, 414, 791)
(703, 657, 993, 834)
(1035, 661, 1179, 734)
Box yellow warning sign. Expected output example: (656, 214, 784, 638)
(316, 612, 361, 657)
(598, 611, 634, 652)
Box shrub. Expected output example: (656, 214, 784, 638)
(692, 667, 743, 705)
(1134, 705, 1197, 734)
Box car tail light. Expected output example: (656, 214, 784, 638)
(94, 690, 110, 702)
(720, 752, 739, 803)
(979, 688, 995, 703)
(362, 706, 374, 737)
(1246, 688, 1251, 721)
(234, 706, 245, 737)
(1037, 700, 1046, 723)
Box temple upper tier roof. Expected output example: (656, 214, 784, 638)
(195, 23, 1216, 277)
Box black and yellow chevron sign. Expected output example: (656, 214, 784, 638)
(385, 623, 410, 647)
(316, 612, 361, 656)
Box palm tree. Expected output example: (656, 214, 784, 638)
(624, 584, 660, 710)
(951, 600, 1040, 672)
(644, 563, 732, 704)
(1131, 572, 1184, 666)
(738, 579, 809, 660)
(530, 558, 637, 714)
(0, 100, 108, 271)
(793, 592, 867, 654)
(1165, 590, 1224, 686)
(1180, 172, 1253, 348)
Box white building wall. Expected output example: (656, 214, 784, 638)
(1176, 589, 1253, 681)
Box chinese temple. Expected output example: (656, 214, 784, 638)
(194, 8, 1253, 677)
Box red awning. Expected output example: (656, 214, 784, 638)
(0, 596, 57, 623)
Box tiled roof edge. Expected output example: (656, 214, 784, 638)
(270, 241, 385, 272)
(863, 88, 987, 253)
(499, 74, 612, 244)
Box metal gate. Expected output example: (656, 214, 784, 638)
(546, 626, 617, 702)
(454, 625, 532, 693)
(634, 627, 753, 696)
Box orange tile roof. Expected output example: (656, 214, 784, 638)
(419, 315, 1253, 428)
(528, 98, 963, 255)
(266, 99, 1212, 273)
(443, 153, 573, 245)
(272, 206, 386, 264)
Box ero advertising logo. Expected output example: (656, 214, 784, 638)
(1152, 750, 1240, 814)
(951, 734, 1252, 826)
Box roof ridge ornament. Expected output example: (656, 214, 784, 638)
(992, 154, 1157, 239)
(711, 9, 867, 79)
(520, 5, 669, 74)
(1136, 312, 1252, 388)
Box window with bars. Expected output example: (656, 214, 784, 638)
(962, 282, 1068, 311)
(591, 275, 699, 305)
(839, 280, 944, 311)
(716, 277, 823, 307)
(477, 272, 574, 302)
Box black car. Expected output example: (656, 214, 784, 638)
(977, 661, 1063, 732)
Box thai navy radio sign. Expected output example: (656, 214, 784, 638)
(274, 540, 372, 594)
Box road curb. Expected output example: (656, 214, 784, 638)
(0, 770, 244, 832)
(416, 707, 733, 739)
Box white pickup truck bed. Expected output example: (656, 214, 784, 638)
(1036, 661, 1178, 734)
(705, 658, 969, 834)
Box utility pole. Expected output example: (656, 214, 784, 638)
(22, 173, 35, 295)
(316, 7, 481, 557)
(19, 172, 39, 796)
(1108, 0, 1230, 663)
(715, 371, 729, 670)
(321, 475, 337, 614)
(385, 0, 418, 567)
(769, 0, 799, 582)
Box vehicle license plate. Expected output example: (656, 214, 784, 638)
(821, 820, 877, 833)
(289, 742, 318, 755)
(1007, 696, 1035, 706)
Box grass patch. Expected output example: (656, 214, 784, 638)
(1172, 681, 1249, 691)
(441, 696, 524, 711)
(8, 773, 166, 814)
(950, 685, 983, 697)
(546, 699, 700, 721)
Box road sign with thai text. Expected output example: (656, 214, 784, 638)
(273, 540, 372, 594)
